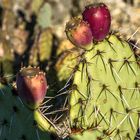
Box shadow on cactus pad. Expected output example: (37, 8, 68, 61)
(0, 84, 54, 140)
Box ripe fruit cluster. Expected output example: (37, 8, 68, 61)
(66, 3, 111, 47)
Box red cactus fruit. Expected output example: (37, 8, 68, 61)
(16, 66, 47, 109)
(65, 17, 93, 48)
(82, 3, 111, 41)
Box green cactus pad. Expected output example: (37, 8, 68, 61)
(37, 3, 52, 29)
(0, 83, 54, 140)
(66, 129, 104, 140)
(69, 35, 140, 139)
(56, 39, 75, 56)
(55, 48, 80, 81)
(29, 28, 53, 66)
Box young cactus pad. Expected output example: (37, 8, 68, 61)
(69, 35, 140, 139)
(55, 48, 80, 81)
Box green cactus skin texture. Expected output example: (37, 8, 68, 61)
(56, 39, 75, 56)
(55, 48, 80, 81)
(65, 129, 102, 140)
(0, 83, 55, 140)
(69, 35, 140, 139)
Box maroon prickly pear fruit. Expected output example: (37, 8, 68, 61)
(65, 17, 93, 48)
(16, 66, 47, 109)
(82, 3, 111, 41)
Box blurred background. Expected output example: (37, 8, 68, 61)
(0, 0, 138, 38)
(0, 0, 140, 82)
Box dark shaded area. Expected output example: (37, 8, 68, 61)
(23, 14, 37, 65)
(135, 128, 140, 140)
(128, 39, 140, 62)
(0, 85, 53, 140)
(0, 62, 8, 85)
(0, 6, 3, 27)
(13, 12, 37, 73)
(70, 0, 82, 17)
(123, 0, 134, 6)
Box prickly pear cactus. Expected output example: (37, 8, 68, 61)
(56, 39, 75, 56)
(0, 2, 140, 140)
(37, 3, 52, 29)
(29, 28, 53, 66)
(0, 65, 57, 140)
(55, 48, 80, 81)
(0, 83, 54, 140)
(69, 35, 140, 139)
(0, 40, 14, 81)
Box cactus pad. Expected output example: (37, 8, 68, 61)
(0, 83, 55, 140)
(69, 35, 140, 139)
